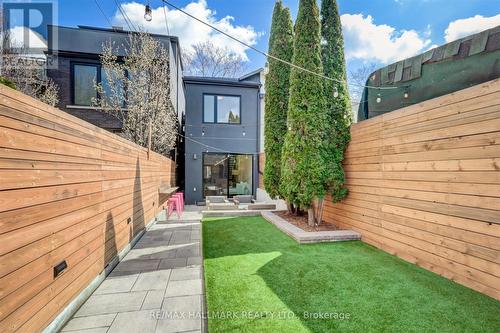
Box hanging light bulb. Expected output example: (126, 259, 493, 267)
(242, 130, 246, 136)
(376, 94, 382, 103)
(333, 86, 339, 98)
(144, 4, 152, 22)
(201, 128, 205, 136)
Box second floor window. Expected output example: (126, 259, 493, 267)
(203, 94, 241, 124)
(72, 63, 125, 107)
(73, 64, 98, 106)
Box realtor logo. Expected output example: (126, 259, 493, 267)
(1, 0, 58, 68)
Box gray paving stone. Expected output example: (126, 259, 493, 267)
(132, 270, 171, 291)
(64, 208, 205, 333)
(107, 310, 158, 333)
(158, 257, 187, 269)
(165, 279, 203, 297)
(175, 243, 201, 258)
(142, 290, 166, 310)
(61, 313, 116, 331)
(149, 246, 177, 259)
(112, 259, 160, 274)
(75, 291, 147, 317)
(94, 274, 139, 295)
(156, 296, 202, 333)
(187, 257, 203, 266)
(170, 267, 202, 281)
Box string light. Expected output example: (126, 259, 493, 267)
(333, 86, 339, 98)
(144, 2, 153, 22)
(376, 94, 382, 103)
(404, 87, 409, 99)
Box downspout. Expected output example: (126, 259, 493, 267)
(256, 83, 262, 196)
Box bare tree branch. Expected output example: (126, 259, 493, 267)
(348, 63, 377, 103)
(183, 41, 246, 78)
(95, 31, 178, 156)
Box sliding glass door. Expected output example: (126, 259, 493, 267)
(203, 154, 228, 197)
(203, 153, 253, 198)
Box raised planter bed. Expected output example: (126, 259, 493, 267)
(261, 211, 361, 244)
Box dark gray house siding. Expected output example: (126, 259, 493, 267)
(184, 76, 261, 204)
(46, 25, 184, 131)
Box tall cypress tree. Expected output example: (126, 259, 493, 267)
(280, 0, 328, 225)
(321, 0, 351, 203)
(263, 1, 294, 199)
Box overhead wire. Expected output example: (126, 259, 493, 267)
(158, 0, 398, 91)
(113, 0, 137, 31)
(93, 0, 114, 29)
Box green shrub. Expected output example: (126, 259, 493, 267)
(280, 0, 329, 222)
(263, 1, 294, 199)
(321, 0, 352, 202)
(0, 76, 16, 90)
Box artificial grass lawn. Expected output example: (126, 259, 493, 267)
(202, 216, 500, 333)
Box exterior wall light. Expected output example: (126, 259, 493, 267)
(193, 153, 197, 160)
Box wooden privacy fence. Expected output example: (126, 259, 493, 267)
(324, 78, 500, 300)
(0, 85, 175, 332)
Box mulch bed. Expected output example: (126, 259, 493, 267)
(274, 211, 340, 232)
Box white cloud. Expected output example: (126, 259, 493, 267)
(341, 14, 432, 64)
(113, 1, 262, 61)
(444, 14, 500, 43)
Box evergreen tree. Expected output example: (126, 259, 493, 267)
(321, 0, 352, 203)
(263, 1, 294, 199)
(280, 0, 329, 225)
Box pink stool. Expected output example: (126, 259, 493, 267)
(172, 193, 184, 215)
(166, 196, 181, 219)
(174, 192, 184, 211)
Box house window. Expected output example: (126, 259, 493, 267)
(203, 94, 241, 124)
(73, 64, 98, 106)
(72, 63, 126, 106)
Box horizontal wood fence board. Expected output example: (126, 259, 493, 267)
(324, 78, 500, 300)
(0, 85, 175, 332)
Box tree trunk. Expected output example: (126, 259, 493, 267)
(307, 208, 315, 227)
(317, 198, 325, 226)
(286, 201, 293, 214)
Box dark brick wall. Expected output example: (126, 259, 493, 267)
(48, 56, 123, 130)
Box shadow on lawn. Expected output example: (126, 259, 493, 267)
(203, 217, 500, 333)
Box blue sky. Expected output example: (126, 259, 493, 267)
(41, 0, 500, 74)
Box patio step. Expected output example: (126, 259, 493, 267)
(261, 211, 361, 244)
(202, 210, 264, 218)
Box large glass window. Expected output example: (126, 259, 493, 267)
(203, 153, 253, 198)
(203, 94, 241, 124)
(73, 63, 126, 107)
(73, 64, 98, 106)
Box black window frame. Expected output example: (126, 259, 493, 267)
(202, 152, 254, 198)
(71, 61, 127, 107)
(71, 62, 100, 107)
(202, 93, 242, 124)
